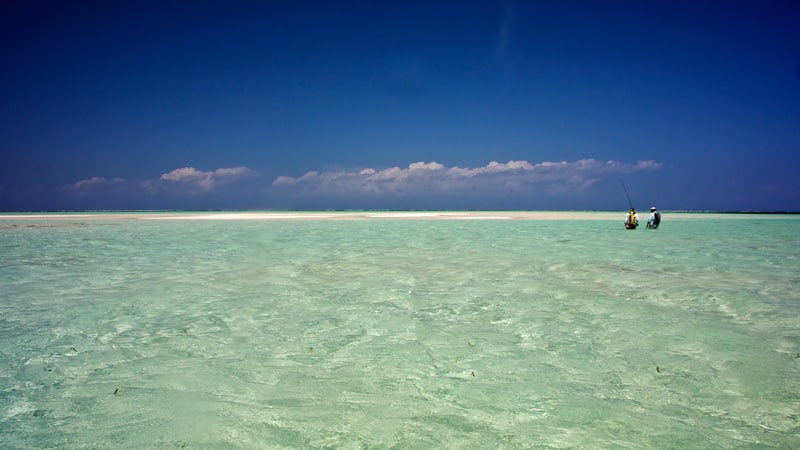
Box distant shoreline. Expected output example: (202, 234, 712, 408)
(1, 209, 799, 214)
(1, 210, 798, 221)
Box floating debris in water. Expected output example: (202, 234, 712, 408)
(656, 366, 661, 373)
(114, 388, 119, 395)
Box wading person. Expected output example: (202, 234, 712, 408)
(647, 206, 661, 229)
(624, 208, 639, 229)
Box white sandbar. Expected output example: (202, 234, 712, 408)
(0, 211, 626, 221)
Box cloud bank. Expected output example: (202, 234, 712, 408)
(159, 166, 256, 191)
(61, 176, 127, 193)
(48, 159, 661, 210)
(272, 159, 661, 198)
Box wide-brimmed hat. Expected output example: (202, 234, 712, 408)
(650, 206, 656, 211)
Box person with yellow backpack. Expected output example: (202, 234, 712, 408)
(624, 208, 639, 229)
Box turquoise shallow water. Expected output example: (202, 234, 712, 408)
(1, 212, 798, 448)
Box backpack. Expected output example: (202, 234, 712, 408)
(653, 211, 661, 225)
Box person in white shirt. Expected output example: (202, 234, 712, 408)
(647, 206, 661, 229)
(624, 208, 639, 229)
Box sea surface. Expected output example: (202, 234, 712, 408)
(1, 212, 798, 448)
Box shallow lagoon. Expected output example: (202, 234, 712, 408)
(1, 212, 798, 448)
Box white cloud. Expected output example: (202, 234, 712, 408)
(159, 166, 256, 191)
(272, 159, 661, 198)
(55, 160, 661, 209)
(634, 160, 662, 170)
(61, 176, 127, 192)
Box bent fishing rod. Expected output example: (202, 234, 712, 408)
(620, 177, 634, 210)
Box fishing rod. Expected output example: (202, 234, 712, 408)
(620, 177, 634, 210)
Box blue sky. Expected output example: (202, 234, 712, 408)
(2, 1, 798, 211)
